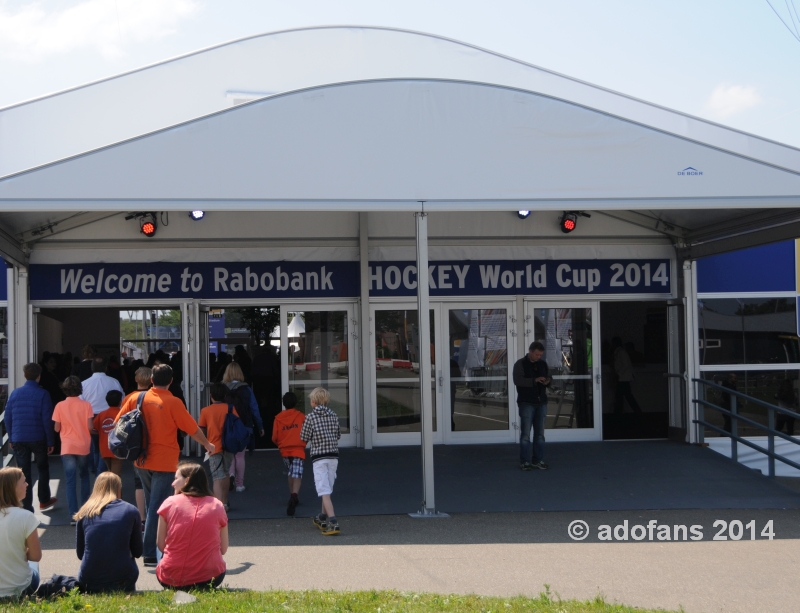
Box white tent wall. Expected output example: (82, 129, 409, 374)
(3, 80, 800, 210)
(3, 26, 800, 178)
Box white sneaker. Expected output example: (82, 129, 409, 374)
(235, 486, 245, 493)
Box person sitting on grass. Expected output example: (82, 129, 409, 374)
(156, 462, 228, 591)
(0, 467, 43, 598)
(300, 387, 341, 536)
(272, 391, 306, 516)
(199, 383, 237, 511)
(74, 472, 142, 593)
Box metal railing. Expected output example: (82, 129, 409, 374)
(693, 378, 800, 477)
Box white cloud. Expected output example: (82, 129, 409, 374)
(0, 0, 199, 62)
(704, 83, 763, 121)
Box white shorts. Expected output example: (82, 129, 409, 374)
(312, 458, 338, 497)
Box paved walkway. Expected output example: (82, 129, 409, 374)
(37, 509, 800, 613)
(31, 441, 800, 526)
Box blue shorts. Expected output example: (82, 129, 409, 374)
(282, 457, 304, 479)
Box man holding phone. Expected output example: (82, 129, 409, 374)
(513, 341, 551, 471)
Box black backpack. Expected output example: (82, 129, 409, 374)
(225, 383, 254, 428)
(108, 391, 148, 462)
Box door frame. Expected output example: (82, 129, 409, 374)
(524, 300, 603, 442)
(370, 301, 444, 447)
(281, 302, 358, 448)
(441, 301, 517, 444)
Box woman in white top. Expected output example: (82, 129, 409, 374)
(0, 467, 42, 598)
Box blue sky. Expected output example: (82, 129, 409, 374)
(2, 0, 800, 147)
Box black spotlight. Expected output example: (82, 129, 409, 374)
(189, 210, 205, 221)
(560, 212, 578, 233)
(559, 211, 591, 234)
(139, 213, 157, 238)
(517, 210, 531, 219)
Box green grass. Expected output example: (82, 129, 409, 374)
(0, 588, 680, 613)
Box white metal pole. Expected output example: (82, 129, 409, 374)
(683, 260, 700, 444)
(414, 210, 436, 514)
(359, 212, 374, 449)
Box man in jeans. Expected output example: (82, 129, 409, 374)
(5, 363, 58, 512)
(115, 363, 214, 566)
(513, 341, 551, 471)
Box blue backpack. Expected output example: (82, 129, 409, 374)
(108, 391, 148, 462)
(222, 405, 250, 453)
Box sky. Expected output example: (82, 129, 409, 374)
(2, 0, 800, 147)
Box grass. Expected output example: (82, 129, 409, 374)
(0, 588, 681, 613)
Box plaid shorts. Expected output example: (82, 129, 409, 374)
(282, 456, 304, 479)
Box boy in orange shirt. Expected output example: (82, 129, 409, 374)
(272, 392, 306, 516)
(199, 383, 237, 511)
(93, 390, 124, 475)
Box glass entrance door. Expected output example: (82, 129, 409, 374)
(284, 304, 356, 447)
(524, 302, 601, 441)
(370, 305, 442, 445)
(443, 304, 515, 442)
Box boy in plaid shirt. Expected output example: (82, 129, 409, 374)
(300, 387, 341, 536)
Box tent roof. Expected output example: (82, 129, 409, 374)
(3, 78, 799, 209)
(3, 25, 800, 179)
(1, 27, 799, 264)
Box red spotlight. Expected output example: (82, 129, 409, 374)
(140, 214, 157, 237)
(560, 212, 578, 234)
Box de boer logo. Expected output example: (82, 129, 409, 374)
(677, 166, 703, 176)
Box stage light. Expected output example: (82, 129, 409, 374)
(189, 210, 205, 221)
(140, 214, 157, 238)
(560, 212, 577, 233)
(517, 210, 531, 219)
(559, 211, 591, 234)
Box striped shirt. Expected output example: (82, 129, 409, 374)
(300, 405, 341, 463)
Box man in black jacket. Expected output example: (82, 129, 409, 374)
(512, 341, 551, 470)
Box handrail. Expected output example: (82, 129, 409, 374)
(692, 377, 800, 477)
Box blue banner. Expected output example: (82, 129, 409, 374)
(29, 261, 359, 300)
(369, 259, 671, 297)
(30, 258, 671, 301)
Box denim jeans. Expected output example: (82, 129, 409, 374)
(89, 434, 102, 473)
(12, 441, 52, 512)
(518, 402, 547, 464)
(62, 454, 90, 516)
(135, 468, 175, 559)
(22, 561, 40, 596)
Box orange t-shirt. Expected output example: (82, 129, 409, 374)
(116, 388, 198, 472)
(198, 403, 238, 456)
(53, 397, 94, 455)
(272, 409, 306, 459)
(93, 406, 120, 459)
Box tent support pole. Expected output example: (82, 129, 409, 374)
(410, 207, 448, 518)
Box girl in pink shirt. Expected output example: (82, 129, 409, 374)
(52, 376, 94, 521)
(156, 462, 228, 590)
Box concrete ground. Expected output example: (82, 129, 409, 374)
(23, 441, 800, 612)
(37, 509, 800, 613)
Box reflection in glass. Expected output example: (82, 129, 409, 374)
(375, 310, 436, 433)
(532, 308, 594, 429)
(698, 298, 799, 365)
(0, 308, 6, 379)
(447, 309, 509, 431)
(288, 311, 350, 433)
(699, 370, 799, 438)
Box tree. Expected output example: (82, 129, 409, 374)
(232, 307, 280, 343)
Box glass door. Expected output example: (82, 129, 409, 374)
(524, 302, 602, 441)
(284, 304, 356, 447)
(443, 304, 515, 443)
(370, 305, 442, 446)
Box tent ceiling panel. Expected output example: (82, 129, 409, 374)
(3, 27, 800, 178)
(2, 80, 800, 211)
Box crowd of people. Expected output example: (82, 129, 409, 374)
(0, 347, 342, 599)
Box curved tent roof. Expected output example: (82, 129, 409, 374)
(2, 78, 799, 210)
(2, 25, 800, 179)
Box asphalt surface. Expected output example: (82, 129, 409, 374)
(37, 510, 800, 613)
